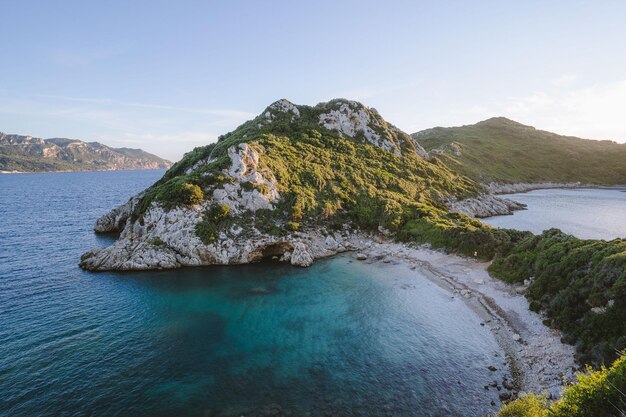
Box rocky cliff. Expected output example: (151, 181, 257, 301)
(80, 98, 490, 271)
(0, 132, 171, 172)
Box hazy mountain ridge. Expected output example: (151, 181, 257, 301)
(0, 132, 172, 172)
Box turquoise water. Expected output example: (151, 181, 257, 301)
(483, 188, 626, 240)
(0, 171, 504, 416)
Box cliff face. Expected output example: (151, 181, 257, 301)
(0, 132, 172, 172)
(80, 98, 486, 271)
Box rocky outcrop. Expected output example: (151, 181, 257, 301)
(485, 182, 581, 195)
(80, 140, 366, 271)
(448, 194, 527, 218)
(290, 242, 314, 267)
(93, 195, 142, 233)
(80, 212, 364, 271)
(317, 100, 428, 158)
(213, 143, 280, 213)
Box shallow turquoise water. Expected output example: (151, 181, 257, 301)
(483, 187, 626, 240)
(0, 171, 505, 416)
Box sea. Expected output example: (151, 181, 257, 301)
(2, 172, 624, 416)
(483, 187, 626, 240)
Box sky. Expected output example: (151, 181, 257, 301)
(1, 0, 625, 161)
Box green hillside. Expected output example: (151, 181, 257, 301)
(133, 99, 522, 258)
(413, 117, 626, 185)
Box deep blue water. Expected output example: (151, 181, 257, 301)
(483, 187, 626, 240)
(0, 171, 505, 417)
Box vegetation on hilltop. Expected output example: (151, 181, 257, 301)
(498, 353, 626, 417)
(132, 100, 527, 259)
(414, 117, 626, 184)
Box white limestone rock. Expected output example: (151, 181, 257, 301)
(213, 143, 280, 213)
(93, 194, 142, 233)
(290, 242, 314, 267)
(485, 182, 581, 195)
(318, 101, 400, 155)
(448, 194, 527, 218)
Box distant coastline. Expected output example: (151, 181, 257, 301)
(0, 167, 167, 175)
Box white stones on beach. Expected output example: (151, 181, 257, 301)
(355, 253, 368, 260)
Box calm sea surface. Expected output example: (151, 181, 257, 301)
(483, 188, 626, 240)
(1, 171, 506, 417)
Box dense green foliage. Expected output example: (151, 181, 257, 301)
(414, 117, 626, 184)
(498, 354, 626, 417)
(490, 230, 626, 365)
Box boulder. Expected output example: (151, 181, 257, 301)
(290, 242, 313, 267)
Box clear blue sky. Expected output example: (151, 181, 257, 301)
(1, 0, 625, 161)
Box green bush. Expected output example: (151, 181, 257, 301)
(207, 203, 231, 223)
(147, 237, 165, 247)
(195, 221, 217, 244)
(498, 353, 626, 417)
(155, 179, 204, 208)
(194, 203, 232, 244)
(286, 221, 299, 231)
(497, 394, 549, 417)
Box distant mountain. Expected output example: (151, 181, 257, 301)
(413, 117, 626, 185)
(0, 132, 172, 172)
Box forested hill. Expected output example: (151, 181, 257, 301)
(413, 117, 626, 185)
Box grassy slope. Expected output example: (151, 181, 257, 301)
(414, 117, 626, 184)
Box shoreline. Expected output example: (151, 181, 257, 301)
(350, 239, 577, 400)
(0, 168, 168, 175)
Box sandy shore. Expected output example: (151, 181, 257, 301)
(351, 238, 577, 399)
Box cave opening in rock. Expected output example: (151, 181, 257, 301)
(261, 242, 293, 259)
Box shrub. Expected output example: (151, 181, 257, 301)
(496, 394, 549, 417)
(194, 204, 232, 244)
(207, 203, 231, 224)
(195, 221, 217, 244)
(286, 221, 299, 231)
(155, 180, 204, 208)
(552, 353, 626, 416)
(147, 237, 165, 247)
(498, 353, 626, 417)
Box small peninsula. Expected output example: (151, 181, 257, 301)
(80, 98, 625, 414)
(0, 131, 172, 173)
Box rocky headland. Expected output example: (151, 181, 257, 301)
(0, 132, 172, 172)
